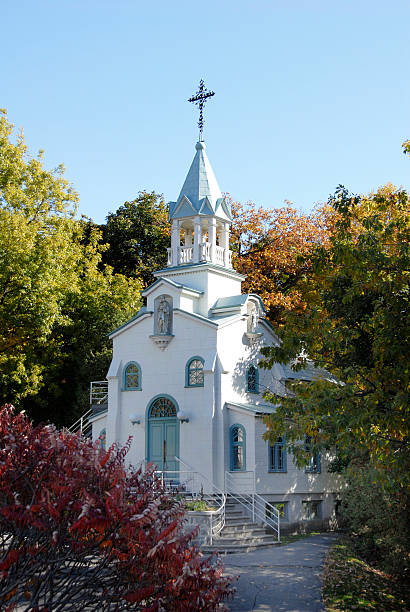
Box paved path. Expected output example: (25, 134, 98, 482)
(223, 532, 339, 612)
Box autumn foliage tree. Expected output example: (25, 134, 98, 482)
(230, 198, 334, 325)
(0, 405, 234, 611)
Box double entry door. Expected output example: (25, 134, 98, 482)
(148, 418, 179, 473)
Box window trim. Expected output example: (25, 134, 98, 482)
(246, 364, 259, 394)
(302, 500, 322, 520)
(268, 436, 287, 472)
(229, 423, 246, 472)
(185, 356, 205, 388)
(123, 361, 142, 391)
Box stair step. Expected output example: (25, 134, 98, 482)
(214, 534, 275, 546)
(224, 517, 256, 525)
(202, 541, 279, 554)
(222, 524, 266, 535)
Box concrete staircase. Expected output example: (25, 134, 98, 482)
(202, 499, 279, 554)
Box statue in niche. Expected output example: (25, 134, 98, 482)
(247, 304, 258, 333)
(157, 295, 171, 335)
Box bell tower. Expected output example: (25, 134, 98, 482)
(167, 140, 233, 270)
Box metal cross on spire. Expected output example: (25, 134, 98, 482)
(188, 79, 215, 141)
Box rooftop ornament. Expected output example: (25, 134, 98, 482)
(188, 79, 215, 142)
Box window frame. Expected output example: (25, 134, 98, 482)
(302, 500, 322, 520)
(246, 364, 259, 393)
(266, 501, 289, 521)
(304, 436, 321, 473)
(268, 436, 287, 472)
(229, 423, 246, 472)
(123, 361, 142, 391)
(185, 356, 205, 388)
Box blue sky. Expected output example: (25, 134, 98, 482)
(3, 1, 409, 223)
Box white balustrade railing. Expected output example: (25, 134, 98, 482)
(178, 245, 194, 264)
(225, 471, 280, 541)
(199, 241, 211, 262)
(167, 243, 232, 267)
(215, 245, 225, 266)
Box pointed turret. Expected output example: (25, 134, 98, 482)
(166, 141, 233, 269)
(169, 141, 231, 222)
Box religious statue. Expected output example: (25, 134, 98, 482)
(247, 304, 258, 333)
(157, 296, 171, 335)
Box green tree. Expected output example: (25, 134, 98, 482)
(0, 110, 142, 424)
(101, 192, 170, 286)
(261, 184, 410, 489)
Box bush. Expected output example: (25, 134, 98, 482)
(340, 466, 410, 577)
(0, 405, 234, 610)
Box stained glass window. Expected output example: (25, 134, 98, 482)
(187, 358, 204, 387)
(124, 363, 140, 389)
(230, 424, 246, 471)
(247, 365, 258, 392)
(149, 397, 177, 418)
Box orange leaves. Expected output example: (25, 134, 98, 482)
(230, 198, 335, 325)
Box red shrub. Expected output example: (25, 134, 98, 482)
(0, 405, 234, 610)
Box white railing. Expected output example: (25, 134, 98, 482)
(68, 409, 92, 438)
(153, 457, 226, 545)
(215, 245, 225, 266)
(90, 381, 108, 406)
(225, 471, 280, 541)
(178, 245, 194, 264)
(166, 243, 232, 268)
(199, 241, 211, 261)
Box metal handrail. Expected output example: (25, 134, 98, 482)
(175, 457, 226, 544)
(90, 381, 108, 405)
(225, 471, 280, 541)
(67, 409, 93, 438)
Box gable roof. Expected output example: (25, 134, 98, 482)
(141, 277, 204, 298)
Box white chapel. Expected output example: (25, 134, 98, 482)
(89, 135, 341, 543)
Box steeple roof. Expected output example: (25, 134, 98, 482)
(169, 142, 232, 221)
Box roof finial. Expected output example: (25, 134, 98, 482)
(188, 79, 215, 142)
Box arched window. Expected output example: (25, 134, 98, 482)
(305, 436, 321, 473)
(230, 424, 246, 471)
(123, 362, 142, 390)
(185, 357, 204, 387)
(149, 396, 177, 418)
(247, 365, 259, 393)
(269, 436, 287, 472)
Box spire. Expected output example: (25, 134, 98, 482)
(169, 141, 231, 222)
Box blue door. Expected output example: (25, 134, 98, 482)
(147, 396, 179, 473)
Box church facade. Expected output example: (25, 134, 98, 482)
(90, 140, 341, 532)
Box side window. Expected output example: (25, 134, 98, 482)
(98, 428, 106, 451)
(305, 436, 321, 473)
(186, 357, 204, 387)
(230, 424, 246, 471)
(247, 365, 259, 393)
(269, 436, 287, 472)
(123, 362, 142, 390)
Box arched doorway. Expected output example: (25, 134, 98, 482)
(147, 396, 179, 473)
